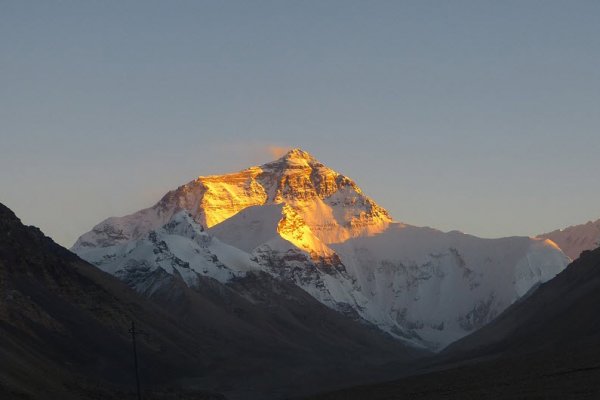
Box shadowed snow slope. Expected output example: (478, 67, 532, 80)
(445, 246, 600, 357)
(73, 148, 569, 350)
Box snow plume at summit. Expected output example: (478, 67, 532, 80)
(267, 145, 294, 159)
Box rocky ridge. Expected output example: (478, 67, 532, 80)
(538, 218, 600, 260)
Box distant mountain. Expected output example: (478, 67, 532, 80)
(538, 218, 600, 260)
(0, 202, 421, 400)
(73, 148, 569, 350)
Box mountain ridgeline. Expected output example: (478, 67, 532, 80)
(72, 148, 569, 350)
(538, 219, 600, 260)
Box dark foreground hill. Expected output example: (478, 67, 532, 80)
(0, 202, 421, 400)
(0, 202, 225, 399)
(307, 247, 600, 399)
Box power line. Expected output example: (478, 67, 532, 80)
(128, 320, 145, 400)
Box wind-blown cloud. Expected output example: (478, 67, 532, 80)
(267, 145, 293, 159)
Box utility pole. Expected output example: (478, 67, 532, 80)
(129, 320, 142, 400)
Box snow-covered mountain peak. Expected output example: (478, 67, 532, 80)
(73, 149, 392, 251)
(72, 151, 570, 350)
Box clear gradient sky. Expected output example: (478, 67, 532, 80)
(1, 1, 600, 247)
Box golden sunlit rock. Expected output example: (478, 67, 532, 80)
(169, 148, 392, 256)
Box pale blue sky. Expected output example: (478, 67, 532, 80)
(1, 1, 599, 247)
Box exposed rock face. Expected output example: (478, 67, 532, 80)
(538, 219, 600, 260)
(73, 148, 569, 350)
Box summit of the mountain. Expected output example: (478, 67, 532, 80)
(267, 147, 316, 165)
